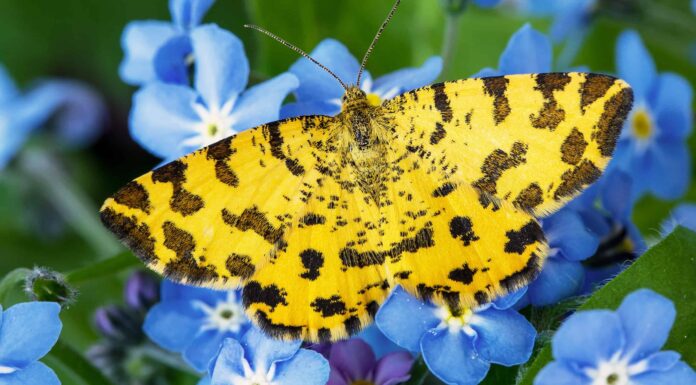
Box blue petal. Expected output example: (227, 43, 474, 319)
(421, 329, 490, 385)
(616, 289, 675, 361)
(143, 300, 203, 352)
(653, 73, 693, 139)
(357, 325, 409, 358)
(0, 64, 18, 104)
(471, 67, 500, 78)
(197, 376, 212, 385)
(642, 351, 681, 372)
(210, 338, 246, 384)
(491, 287, 527, 310)
(543, 209, 598, 261)
(375, 286, 440, 352)
(273, 349, 330, 385)
(129, 82, 200, 159)
(0, 361, 60, 385)
(662, 204, 696, 235)
(600, 169, 634, 220)
(241, 327, 301, 374)
(154, 34, 193, 85)
(631, 361, 696, 385)
(471, 309, 536, 366)
(527, 257, 584, 306)
(550, 0, 591, 43)
(161, 279, 229, 304)
(616, 30, 656, 100)
(184, 330, 227, 372)
(280, 100, 340, 119)
(552, 310, 624, 366)
(645, 139, 690, 200)
(372, 56, 442, 96)
(290, 38, 360, 102)
(533, 361, 591, 385)
(191, 24, 248, 110)
(231, 73, 299, 131)
(119, 21, 178, 86)
(498, 24, 552, 74)
(24, 80, 105, 147)
(473, 0, 502, 7)
(170, 0, 215, 30)
(0, 302, 61, 369)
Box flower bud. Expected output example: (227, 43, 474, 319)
(24, 267, 78, 307)
(124, 271, 160, 312)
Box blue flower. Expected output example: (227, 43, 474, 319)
(199, 328, 329, 385)
(0, 64, 105, 169)
(0, 302, 62, 385)
(474, 23, 552, 77)
(661, 203, 696, 235)
(612, 30, 693, 200)
(520, 208, 599, 307)
(519, 0, 596, 43)
(376, 287, 535, 385)
(119, 0, 215, 85)
(281, 39, 441, 118)
(130, 24, 298, 161)
(143, 279, 250, 372)
(535, 289, 696, 385)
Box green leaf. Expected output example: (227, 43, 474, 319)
(65, 251, 140, 285)
(43, 340, 116, 385)
(519, 227, 696, 385)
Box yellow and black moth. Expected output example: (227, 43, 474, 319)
(100, 1, 633, 342)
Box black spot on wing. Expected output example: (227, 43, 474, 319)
(112, 181, 151, 214)
(482, 77, 511, 124)
(299, 249, 324, 280)
(580, 74, 615, 112)
(504, 220, 544, 254)
(162, 221, 218, 284)
(265, 121, 305, 176)
(432, 182, 457, 197)
(500, 252, 542, 292)
(450, 216, 479, 246)
(430, 122, 447, 145)
(252, 310, 302, 340)
(553, 159, 601, 200)
(100, 208, 155, 263)
(299, 213, 326, 226)
(431, 83, 453, 123)
(226, 253, 255, 279)
(310, 295, 347, 317)
(513, 183, 544, 211)
(221, 206, 285, 245)
(448, 263, 478, 284)
(151, 160, 204, 216)
(243, 281, 288, 311)
(560, 128, 588, 165)
(206, 139, 239, 187)
(594, 87, 633, 157)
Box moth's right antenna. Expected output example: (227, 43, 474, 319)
(356, 0, 401, 88)
(244, 24, 348, 91)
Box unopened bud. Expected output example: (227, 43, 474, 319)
(24, 267, 78, 307)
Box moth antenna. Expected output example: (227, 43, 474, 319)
(356, 0, 401, 88)
(244, 24, 349, 91)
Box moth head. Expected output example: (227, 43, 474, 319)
(341, 87, 370, 112)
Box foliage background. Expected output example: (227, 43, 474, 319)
(0, 0, 693, 383)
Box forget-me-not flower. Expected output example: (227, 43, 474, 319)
(376, 286, 535, 385)
(0, 302, 62, 385)
(474, 23, 552, 77)
(281, 38, 441, 118)
(198, 328, 329, 385)
(535, 289, 696, 385)
(130, 24, 298, 161)
(611, 30, 693, 200)
(143, 279, 250, 372)
(0, 64, 104, 169)
(661, 203, 696, 235)
(119, 0, 215, 85)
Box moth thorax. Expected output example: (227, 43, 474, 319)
(341, 86, 371, 112)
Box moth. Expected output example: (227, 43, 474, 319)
(101, 0, 633, 342)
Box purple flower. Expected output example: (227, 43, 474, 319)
(323, 339, 413, 385)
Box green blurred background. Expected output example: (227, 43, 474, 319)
(0, 0, 693, 380)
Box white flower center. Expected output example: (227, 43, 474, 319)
(195, 291, 246, 333)
(192, 99, 237, 146)
(585, 353, 650, 385)
(234, 359, 276, 385)
(0, 365, 18, 375)
(434, 305, 477, 336)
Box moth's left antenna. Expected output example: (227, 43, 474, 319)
(244, 24, 348, 91)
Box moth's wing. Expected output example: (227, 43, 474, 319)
(383, 72, 633, 216)
(382, 154, 546, 308)
(100, 116, 335, 288)
(242, 159, 391, 342)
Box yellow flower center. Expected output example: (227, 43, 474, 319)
(631, 108, 652, 139)
(352, 381, 375, 385)
(366, 93, 382, 107)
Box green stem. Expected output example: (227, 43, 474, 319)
(556, 30, 586, 70)
(0, 268, 31, 304)
(135, 344, 199, 376)
(65, 251, 140, 285)
(43, 340, 116, 385)
(18, 149, 122, 258)
(440, 11, 462, 80)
